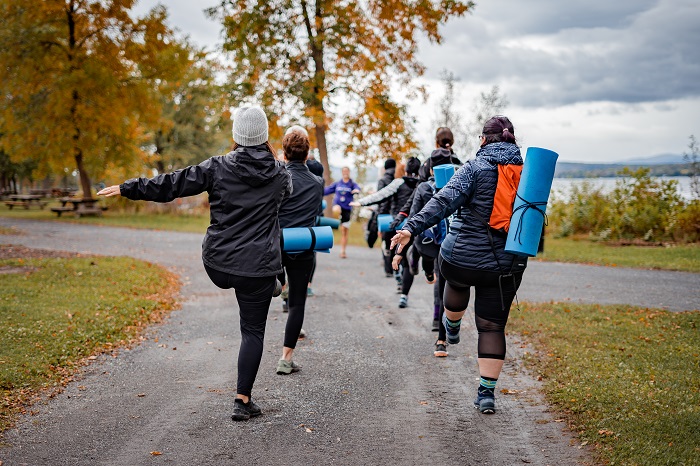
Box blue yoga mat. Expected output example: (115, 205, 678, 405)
(321, 200, 327, 209)
(378, 214, 406, 233)
(316, 216, 340, 229)
(433, 165, 455, 188)
(282, 226, 334, 253)
(505, 147, 559, 257)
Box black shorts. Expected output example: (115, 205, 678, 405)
(340, 208, 352, 224)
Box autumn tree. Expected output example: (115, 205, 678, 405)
(0, 1, 188, 199)
(207, 0, 473, 183)
(149, 48, 231, 173)
(432, 70, 468, 157)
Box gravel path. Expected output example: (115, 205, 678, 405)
(0, 218, 696, 465)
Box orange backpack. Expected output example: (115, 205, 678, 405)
(489, 164, 522, 232)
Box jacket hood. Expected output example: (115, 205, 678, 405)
(475, 142, 522, 165)
(429, 148, 462, 168)
(402, 176, 420, 189)
(229, 144, 281, 187)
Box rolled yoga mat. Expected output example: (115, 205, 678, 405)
(316, 216, 340, 229)
(282, 226, 334, 253)
(433, 165, 455, 189)
(321, 200, 327, 210)
(378, 214, 406, 233)
(505, 147, 559, 257)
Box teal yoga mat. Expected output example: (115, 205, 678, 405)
(433, 165, 455, 189)
(378, 214, 406, 233)
(282, 226, 334, 253)
(505, 147, 558, 257)
(316, 216, 340, 229)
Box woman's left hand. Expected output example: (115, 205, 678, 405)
(97, 185, 121, 197)
(349, 201, 360, 207)
(390, 229, 412, 254)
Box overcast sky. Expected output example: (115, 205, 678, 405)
(132, 0, 700, 163)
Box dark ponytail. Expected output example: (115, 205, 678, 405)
(435, 127, 454, 150)
(482, 116, 516, 145)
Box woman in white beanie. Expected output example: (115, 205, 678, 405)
(98, 106, 292, 421)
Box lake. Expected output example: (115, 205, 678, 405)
(550, 176, 695, 201)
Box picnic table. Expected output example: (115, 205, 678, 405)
(51, 197, 108, 217)
(4, 194, 48, 210)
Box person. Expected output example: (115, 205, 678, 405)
(324, 167, 361, 258)
(275, 128, 324, 375)
(352, 157, 421, 306)
(305, 151, 324, 297)
(399, 127, 462, 356)
(377, 159, 396, 276)
(391, 116, 527, 414)
(97, 106, 292, 422)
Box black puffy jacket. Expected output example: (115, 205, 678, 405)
(120, 144, 292, 277)
(403, 142, 527, 273)
(377, 168, 395, 215)
(278, 161, 324, 229)
(390, 177, 420, 216)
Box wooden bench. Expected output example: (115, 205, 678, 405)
(4, 201, 29, 210)
(50, 206, 75, 217)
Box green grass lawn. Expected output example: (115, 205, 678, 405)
(0, 256, 179, 433)
(0, 202, 209, 233)
(509, 302, 700, 465)
(540, 236, 700, 273)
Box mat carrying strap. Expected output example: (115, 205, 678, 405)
(511, 193, 548, 245)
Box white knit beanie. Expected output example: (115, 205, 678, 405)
(232, 106, 268, 146)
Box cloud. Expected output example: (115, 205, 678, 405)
(419, 0, 700, 107)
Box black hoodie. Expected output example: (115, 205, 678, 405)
(120, 144, 292, 277)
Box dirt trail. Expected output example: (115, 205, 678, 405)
(10, 218, 697, 464)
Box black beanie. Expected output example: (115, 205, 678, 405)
(384, 158, 397, 170)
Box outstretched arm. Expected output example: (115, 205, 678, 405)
(99, 159, 214, 203)
(350, 179, 403, 207)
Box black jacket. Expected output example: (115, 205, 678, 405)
(404, 142, 527, 273)
(377, 167, 395, 215)
(390, 177, 420, 216)
(278, 162, 324, 229)
(120, 144, 292, 277)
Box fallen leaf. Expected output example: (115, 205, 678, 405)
(207, 342, 213, 345)
(598, 429, 615, 436)
(501, 389, 520, 395)
(376, 336, 384, 339)
(137, 393, 146, 397)
(78, 385, 86, 391)
(305, 428, 313, 433)
(150, 451, 162, 456)
(419, 401, 429, 405)
(87, 356, 97, 360)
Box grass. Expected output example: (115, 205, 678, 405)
(539, 236, 700, 273)
(0, 256, 179, 433)
(508, 302, 700, 465)
(0, 202, 209, 233)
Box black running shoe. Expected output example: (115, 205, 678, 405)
(231, 398, 262, 421)
(434, 340, 448, 357)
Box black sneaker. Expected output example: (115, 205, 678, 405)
(434, 340, 448, 357)
(282, 299, 289, 313)
(425, 271, 435, 284)
(431, 318, 439, 332)
(231, 398, 262, 421)
(398, 294, 408, 308)
(474, 391, 496, 414)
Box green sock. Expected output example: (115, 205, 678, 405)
(445, 317, 461, 328)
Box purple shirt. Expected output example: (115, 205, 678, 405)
(324, 178, 361, 210)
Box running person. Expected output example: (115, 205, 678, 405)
(275, 128, 324, 375)
(97, 107, 292, 422)
(324, 167, 361, 258)
(392, 116, 527, 414)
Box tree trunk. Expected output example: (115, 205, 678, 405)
(75, 150, 93, 200)
(314, 123, 331, 186)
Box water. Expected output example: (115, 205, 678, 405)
(550, 176, 695, 201)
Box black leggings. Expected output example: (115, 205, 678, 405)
(382, 231, 394, 275)
(400, 255, 414, 295)
(204, 264, 276, 397)
(438, 256, 523, 360)
(278, 252, 315, 349)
